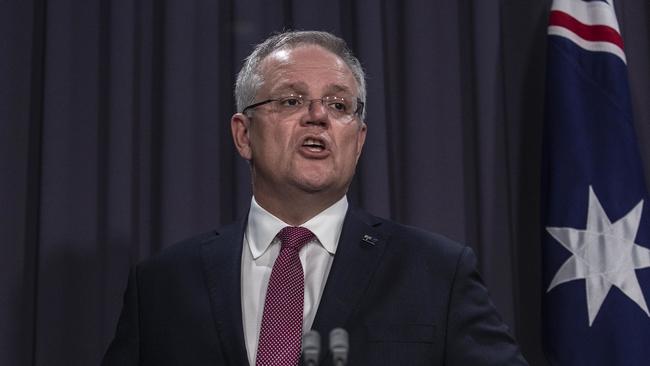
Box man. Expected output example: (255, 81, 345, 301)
(102, 30, 528, 365)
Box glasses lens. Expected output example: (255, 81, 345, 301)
(260, 95, 361, 124)
(322, 96, 356, 122)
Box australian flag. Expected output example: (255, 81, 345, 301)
(542, 0, 650, 365)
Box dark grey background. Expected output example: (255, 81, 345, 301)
(2, 1, 649, 365)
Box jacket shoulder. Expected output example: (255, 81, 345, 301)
(138, 219, 243, 270)
(353, 208, 467, 258)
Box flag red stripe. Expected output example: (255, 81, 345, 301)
(549, 10, 624, 50)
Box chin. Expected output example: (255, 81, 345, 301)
(294, 177, 351, 198)
(294, 180, 331, 194)
(291, 169, 351, 195)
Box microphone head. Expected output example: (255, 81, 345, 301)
(329, 328, 349, 364)
(302, 330, 321, 365)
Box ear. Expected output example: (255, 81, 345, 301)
(355, 121, 368, 159)
(231, 113, 252, 160)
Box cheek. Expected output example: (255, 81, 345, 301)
(338, 131, 364, 164)
(251, 123, 279, 150)
(251, 125, 294, 165)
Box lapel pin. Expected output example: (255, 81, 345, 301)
(362, 234, 379, 245)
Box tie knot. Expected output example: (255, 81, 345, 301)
(277, 226, 315, 251)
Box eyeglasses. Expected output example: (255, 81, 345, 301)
(241, 94, 364, 124)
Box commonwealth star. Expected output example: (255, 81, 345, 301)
(546, 186, 650, 326)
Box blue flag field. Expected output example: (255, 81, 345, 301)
(542, 0, 650, 365)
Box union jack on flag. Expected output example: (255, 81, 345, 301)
(542, 0, 650, 365)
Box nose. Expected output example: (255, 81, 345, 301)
(302, 99, 329, 127)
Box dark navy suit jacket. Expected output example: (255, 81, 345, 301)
(102, 207, 528, 365)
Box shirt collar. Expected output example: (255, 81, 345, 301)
(245, 195, 349, 259)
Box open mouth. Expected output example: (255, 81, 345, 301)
(302, 137, 327, 153)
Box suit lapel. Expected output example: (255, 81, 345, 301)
(198, 208, 387, 365)
(201, 219, 249, 365)
(311, 208, 388, 352)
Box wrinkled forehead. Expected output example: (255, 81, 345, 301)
(257, 45, 358, 97)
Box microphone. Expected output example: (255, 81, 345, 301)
(302, 330, 321, 366)
(329, 328, 349, 366)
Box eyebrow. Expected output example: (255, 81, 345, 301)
(270, 82, 354, 97)
(324, 84, 353, 96)
(270, 82, 308, 96)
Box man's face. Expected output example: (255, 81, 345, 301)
(231, 45, 367, 203)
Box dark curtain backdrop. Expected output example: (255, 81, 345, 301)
(2, 0, 649, 365)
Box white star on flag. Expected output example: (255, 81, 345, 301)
(546, 185, 650, 326)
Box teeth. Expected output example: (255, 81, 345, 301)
(304, 138, 324, 147)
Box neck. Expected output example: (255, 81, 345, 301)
(253, 188, 344, 226)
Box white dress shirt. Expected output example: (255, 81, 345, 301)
(241, 195, 348, 365)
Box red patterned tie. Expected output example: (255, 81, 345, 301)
(256, 226, 315, 366)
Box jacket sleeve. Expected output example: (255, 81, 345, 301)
(101, 267, 140, 366)
(445, 246, 529, 365)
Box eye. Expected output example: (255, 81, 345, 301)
(279, 95, 303, 107)
(326, 97, 350, 113)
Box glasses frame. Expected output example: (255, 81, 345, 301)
(241, 95, 365, 122)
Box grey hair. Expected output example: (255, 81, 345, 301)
(235, 30, 367, 120)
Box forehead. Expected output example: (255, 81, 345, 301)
(257, 45, 358, 96)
